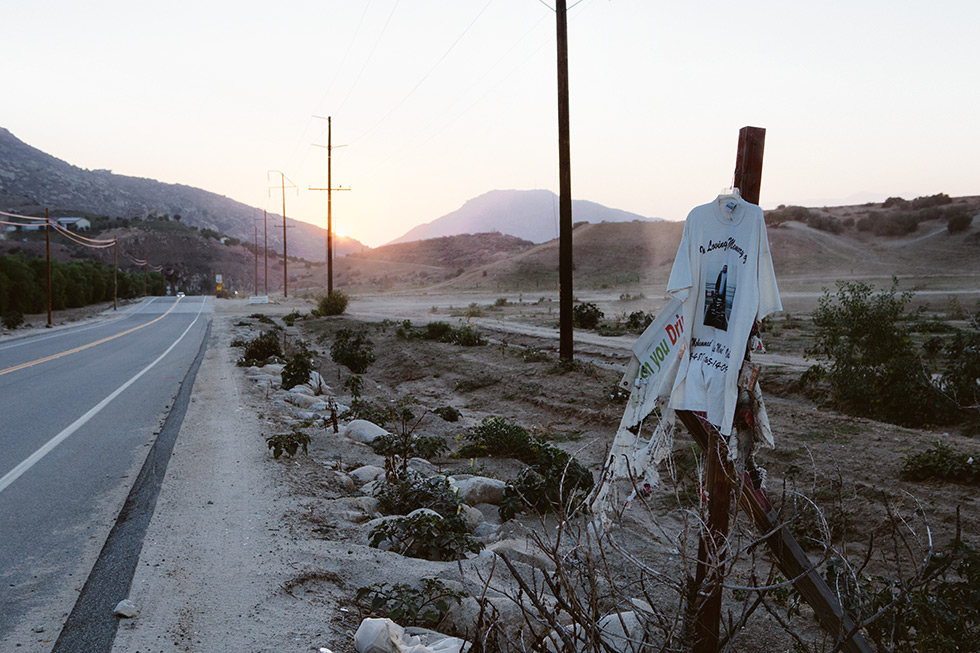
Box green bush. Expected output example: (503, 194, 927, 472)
(356, 578, 465, 628)
(499, 445, 595, 521)
(282, 310, 303, 326)
(433, 405, 460, 422)
(236, 330, 283, 366)
(625, 310, 653, 332)
(447, 323, 486, 346)
(948, 212, 974, 234)
(572, 302, 603, 329)
(459, 417, 539, 461)
(375, 471, 462, 520)
(265, 429, 311, 458)
(901, 442, 980, 484)
(281, 351, 315, 390)
(368, 512, 483, 561)
(330, 327, 375, 373)
(2, 310, 24, 329)
(830, 542, 980, 651)
(804, 280, 952, 427)
(317, 290, 349, 316)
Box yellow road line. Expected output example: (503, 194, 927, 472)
(0, 300, 181, 377)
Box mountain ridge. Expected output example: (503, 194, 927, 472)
(389, 189, 659, 245)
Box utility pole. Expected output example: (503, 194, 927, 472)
(45, 208, 52, 328)
(268, 171, 296, 297)
(113, 237, 117, 311)
(254, 222, 259, 297)
(263, 209, 269, 295)
(310, 115, 350, 295)
(556, 0, 573, 360)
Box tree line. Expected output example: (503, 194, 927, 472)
(0, 253, 164, 317)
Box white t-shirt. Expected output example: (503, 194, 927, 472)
(666, 196, 781, 435)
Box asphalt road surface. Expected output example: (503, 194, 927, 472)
(0, 296, 211, 650)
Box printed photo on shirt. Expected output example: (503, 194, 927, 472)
(703, 263, 734, 331)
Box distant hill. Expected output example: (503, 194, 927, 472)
(0, 127, 364, 261)
(389, 189, 658, 245)
(350, 232, 534, 269)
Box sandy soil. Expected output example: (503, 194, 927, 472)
(100, 292, 979, 652)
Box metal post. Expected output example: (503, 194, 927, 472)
(113, 237, 117, 311)
(254, 223, 258, 297)
(556, 0, 573, 361)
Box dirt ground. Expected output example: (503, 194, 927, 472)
(94, 290, 979, 652)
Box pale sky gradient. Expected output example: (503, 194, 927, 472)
(4, 1, 978, 246)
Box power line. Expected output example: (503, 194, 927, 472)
(334, 0, 401, 116)
(346, 0, 496, 147)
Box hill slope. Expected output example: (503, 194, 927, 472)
(0, 127, 364, 261)
(389, 189, 658, 245)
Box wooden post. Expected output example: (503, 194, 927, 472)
(678, 412, 872, 653)
(45, 208, 52, 328)
(556, 0, 573, 361)
(691, 127, 766, 652)
(688, 125, 869, 653)
(281, 173, 288, 298)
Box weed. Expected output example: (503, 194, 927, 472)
(330, 327, 375, 373)
(2, 310, 24, 330)
(282, 310, 303, 326)
(281, 350, 315, 390)
(433, 406, 461, 422)
(499, 445, 594, 521)
(236, 331, 283, 366)
(316, 290, 349, 316)
(265, 429, 311, 458)
(455, 373, 500, 393)
(375, 471, 461, 520)
(356, 578, 465, 628)
(522, 347, 551, 363)
(369, 512, 483, 561)
(572, 302, 603, 329)
(901, 441, 980, 484)
(248, 312, 276, 325)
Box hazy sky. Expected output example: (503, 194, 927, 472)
(4, 1, 978, 246)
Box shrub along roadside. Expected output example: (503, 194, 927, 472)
(0, 253, 160, 315)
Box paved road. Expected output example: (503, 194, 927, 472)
(0, 296, 211, 650)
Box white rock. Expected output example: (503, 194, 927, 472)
(453, 477, 506, 506)
(487, 538, 556, 572)
(407, 458, 438, 476)
(350, 465, 385, 485)
(290, 383, 316, 396)
(113, 599, 138, 618)
(285, 392, 322, 409)
(308, 371, 330, 395)
(459, 504, 484, 530)
(343, 420, 389, 444)
(309, 401, 330, 411)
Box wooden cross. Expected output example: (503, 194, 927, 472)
(685, 127, 871, 653)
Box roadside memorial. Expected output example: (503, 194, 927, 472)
(593, 127, 871, 652)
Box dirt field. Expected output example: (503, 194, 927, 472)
(105, 289, 978, 652)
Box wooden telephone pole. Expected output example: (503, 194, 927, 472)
(268, 171, 296, 297)
(556, 0, 573, 360)
(310, 115, 350, 295)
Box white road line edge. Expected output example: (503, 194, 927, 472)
(0, 299, 206, 495)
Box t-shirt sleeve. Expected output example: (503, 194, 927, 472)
(667, 218, 693, 302)
(756, 220, 782, 319)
